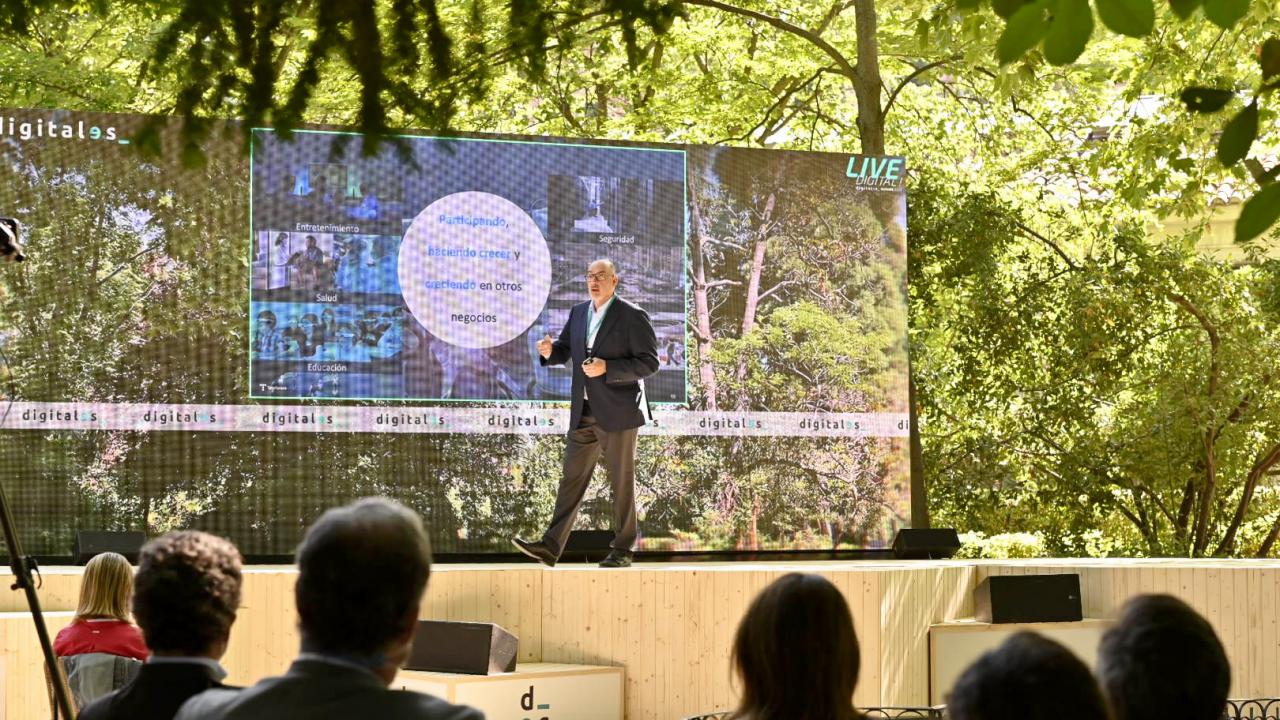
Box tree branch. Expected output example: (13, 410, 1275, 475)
(1165, 292, 1220, 399)
(883, 54, 961, 119)
(1220, 441, 1280, 555)
(814, 0, 854, 36)
(683, 0, 859, 82)
(97, 246, 163, 287)
(758, 279, 801, 303)
(1013, 220, 1079, 270)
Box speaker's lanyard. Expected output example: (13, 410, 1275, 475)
(586, 299, 611, 354)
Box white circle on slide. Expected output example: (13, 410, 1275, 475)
(399, 191, 552, 349)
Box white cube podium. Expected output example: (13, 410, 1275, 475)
(397, 662, 624, 720)
(929, 619, 1112, 705)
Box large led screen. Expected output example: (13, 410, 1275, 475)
(0, 108, 910, 557)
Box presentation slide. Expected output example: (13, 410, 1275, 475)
(0, 107, 910, 557)
(248, 131, 688, 403)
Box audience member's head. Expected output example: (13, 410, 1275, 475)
(1098, 594, 1230, 720)
(75, 551, 134, 622)
(946, 631, 1109, 720)
(294, 497, 432, 682)
(132, 531, 242, 658)
(730, 573, 861, 720)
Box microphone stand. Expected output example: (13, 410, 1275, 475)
(0, 221, 75, 716)
(0, 471, 76, 718)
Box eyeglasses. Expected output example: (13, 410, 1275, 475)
(585, 272, 614, 282)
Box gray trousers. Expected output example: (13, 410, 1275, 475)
(541, 407, 639, 556)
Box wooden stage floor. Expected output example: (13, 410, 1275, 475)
(3, 558, 1278, 720)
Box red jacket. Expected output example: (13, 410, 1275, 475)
(53, 618, 149, 661)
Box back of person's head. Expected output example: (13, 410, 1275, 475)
(1098, 594, 1229, 720)
(132, 531, 242, 656)
(295, 497, 432, 656)
(76, 551, 133, 622)
(946, 631, 1109, 720)
(730, 573, 860, 720)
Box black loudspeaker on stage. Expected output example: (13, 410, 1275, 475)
(892, 528, 961, 559)
(563, 529, 615, 560)
(72, 531, 146, 565)
(975, 573, 1083, 623)
(406, 621, 518, 675)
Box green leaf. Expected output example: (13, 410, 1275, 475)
(957, 0, 983, 9)
(1043, 0, 1094, 65)
(993, 0, 1032, 18)
(1203, 0, 1249, 29)
(1096, 0, 1155, 36)
(1262, 38, 1280, 81)
(1234, 182, 1280, 244)
(998, 1, 1051, 64)
(1168, 0, 1202, 17)
(1217, 102, 1258, 167)
(1179, 86, 1235, 113)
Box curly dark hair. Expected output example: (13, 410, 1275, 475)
(132, 530, 242, 655)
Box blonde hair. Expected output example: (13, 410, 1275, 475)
(75, 552, 134, 622)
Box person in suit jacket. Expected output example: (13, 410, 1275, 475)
(514, 258, 659, 568)
(176, 498, 483, 720)
(78, 531, 243, 720)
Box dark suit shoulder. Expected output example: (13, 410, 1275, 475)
(80, 664, 226, 720)
(174, 686, 239, 719)
(76, 694, 113, 720)
(611, 295, 646, 316)
(391, 689, 486, 719)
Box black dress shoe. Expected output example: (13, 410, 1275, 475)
(599, 550, 633, 568)
(512, 537, 557, 567)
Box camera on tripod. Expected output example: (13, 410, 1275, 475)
(1, 217, 24, 262)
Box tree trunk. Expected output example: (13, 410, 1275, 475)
(688, 187, 718, 410)
(852, 0, 884, 156)
(740, 202, 772, 337)
(734, 192, 775, 411)
(908, 374, 929, 527)
(1217, 441, 1280, 555)
(1192, 431, 1217, 556)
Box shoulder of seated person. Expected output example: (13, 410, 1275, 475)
(75, 694, 116, 720)
(174, 686, 239, 718)
(391, 689, 484, 718)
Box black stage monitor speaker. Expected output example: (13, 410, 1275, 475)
(73, 531, 146, 565)
(565, 527, 614, 556)
(406, 620, 518, 675)
(892, 528, 961, 559)
(976, 573, 1083, 624)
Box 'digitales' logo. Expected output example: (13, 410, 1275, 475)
(0, 115, 119, 142)
(846, 155, 905, 189)
(521, 685, 552, 720)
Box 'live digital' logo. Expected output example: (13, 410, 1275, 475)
(846, 156, 905, 189)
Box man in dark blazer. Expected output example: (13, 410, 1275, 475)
(175, 498, 483, 720)
(78, 531, 243, 720)
(514, 258, 659, 568)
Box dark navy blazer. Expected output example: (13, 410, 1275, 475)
(541, 295, 659, 433)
